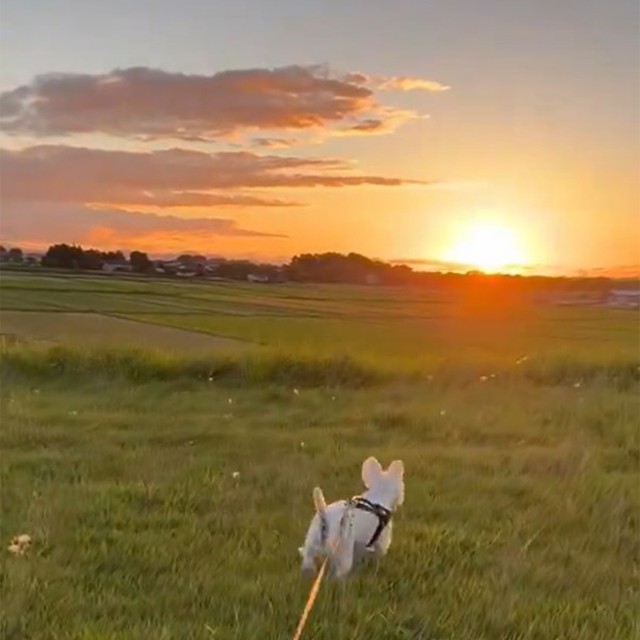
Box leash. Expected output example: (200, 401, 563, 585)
(292, 503, 350, 640)
(292, 497, 391, 639)
(292, 556, 329, 640)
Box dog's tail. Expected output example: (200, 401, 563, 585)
(312, 487, 327, 514)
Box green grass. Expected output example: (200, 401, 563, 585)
(2, 272, 638, 371)
(1, 272, 639, 639)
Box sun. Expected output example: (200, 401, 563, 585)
(446, 221, 527, 273)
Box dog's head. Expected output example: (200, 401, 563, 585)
(361, 456, 405, 509)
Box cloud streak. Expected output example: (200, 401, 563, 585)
(342, 72, 450, 93)
(0, 202, 284, 253)
(1, 145, 423, 210)
(0, 65, 447, 141)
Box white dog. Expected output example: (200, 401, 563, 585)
(299, 456, 405, 578)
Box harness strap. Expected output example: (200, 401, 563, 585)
(319, 512, 328, 545)
(349, 497, 392, 548)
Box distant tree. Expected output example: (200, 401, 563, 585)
(177, 254, 206, 265)
(41, 244, 126, 270)
(102, 250, 126, 264)
(130, 251, 152, 272)
(216, 259, 256, 280)
(81, 249, 104, 270)
(42, 244, 83, 269)
(7, 247, 23, 263)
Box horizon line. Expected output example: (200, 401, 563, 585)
(2, 239, 639, 280)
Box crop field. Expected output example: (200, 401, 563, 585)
(1, 271, 639, 639)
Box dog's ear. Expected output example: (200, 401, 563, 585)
(362, 456, 383, 488)
(387, 460, 405, 478)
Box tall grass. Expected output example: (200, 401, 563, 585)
(1, 353, 638, 639)
(2, 275, 639, 638)
(2, 340, 638, 390)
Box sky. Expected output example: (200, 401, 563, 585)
(1, 0, 638, 275)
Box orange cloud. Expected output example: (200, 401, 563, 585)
(379, 76, 450, 92)
(251, 137, 300, 149)
(341, 72, 450, 92)
(335, 108, 424, 137)
(0, 202, 285, 254)
(0, 65, 446, 141)
(1, 145, 425, 210)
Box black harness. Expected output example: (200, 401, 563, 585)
(348, 496, 392, 548)
(318, 496, 393, 549)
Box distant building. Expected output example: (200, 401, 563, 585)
(544, 291, 601, 306)
(102, 262, 132, 273)
(247, 273, 270, 283)
(24, 253, 43, 266)
(606, 289, 640, 309)
(153, 259, 182, 274)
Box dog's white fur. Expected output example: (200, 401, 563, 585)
(298, 456, 405, 578)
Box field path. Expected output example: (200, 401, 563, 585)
(0, 310, 253, 354)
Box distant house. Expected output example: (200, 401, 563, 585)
(247, 273, 270, 283)
(606, 289, 640, 309)
(24, 253, 43, 266)
(102, 262, 132, 274)
(544, 291, 601, 306)
(154, 259, 182, 275)
(247, 268, 287, 284)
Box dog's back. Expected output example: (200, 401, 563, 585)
(300, 456, 405, 578)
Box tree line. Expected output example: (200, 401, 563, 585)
(0, 243, 631, 293)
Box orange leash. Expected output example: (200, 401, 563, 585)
(292, 557, 329, 640)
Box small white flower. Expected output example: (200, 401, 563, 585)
(293, 388, 300, 396)
(489, 373, 496, 379)
(208, 376, 214, 382)
(227, 398, 233, 404)
(8, 533, 31, 556)
(33, 389, 40, 395)
(232, 471, 240, 479)
(69, 411, 78, 416)
(440, 409, 447, 416)
(300, 441, 305, 448)
(479, 375, 488, 382)
(574, 381, 583, 388)
(330, 396, 336, 401)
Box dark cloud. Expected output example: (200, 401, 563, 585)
(0, 202, 284, 251)
(0, 145, 421, 209)
(577, 265, 640, 278)
(389, 258, 476, 272)
(251, 137, 300, 149)
(0, 65, 446, 141)
(390, 258, 558, 275)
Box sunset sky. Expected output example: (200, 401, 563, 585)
(1, 0, 638, 275)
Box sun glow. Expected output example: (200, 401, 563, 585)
(446, 220, 528, 273)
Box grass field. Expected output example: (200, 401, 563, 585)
(1, 271, 639, 639)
